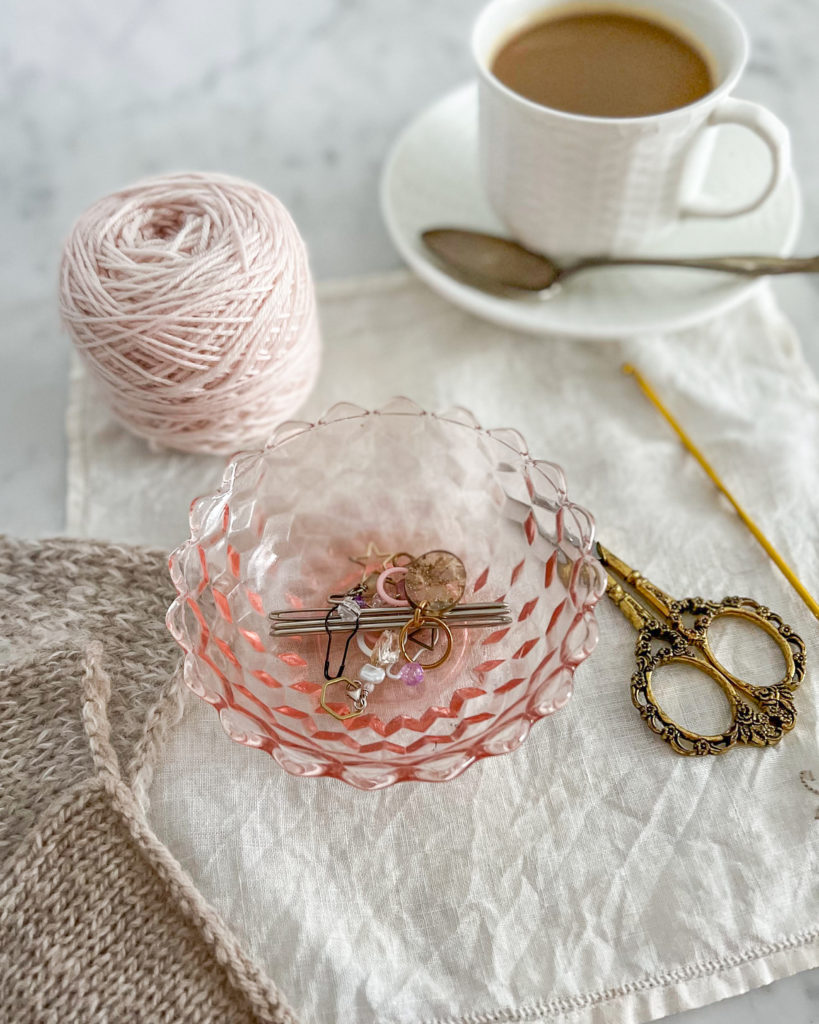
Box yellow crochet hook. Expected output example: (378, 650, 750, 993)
(623, 364, 819, 622)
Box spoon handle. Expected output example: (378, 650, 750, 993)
(564, 253, 819, 281)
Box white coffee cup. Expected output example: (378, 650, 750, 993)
(473, 0, 791, 257)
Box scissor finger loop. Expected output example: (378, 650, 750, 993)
(632, 620, 798, 756)
(669, 595, 807, 682)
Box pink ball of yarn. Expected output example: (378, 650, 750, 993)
(60, 172, 321, 454)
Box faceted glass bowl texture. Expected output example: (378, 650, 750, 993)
(167, 399, 605, 789)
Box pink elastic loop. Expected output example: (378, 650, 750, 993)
(376, 567, 409, 607)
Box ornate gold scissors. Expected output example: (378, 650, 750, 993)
(598, 544, 806, 756)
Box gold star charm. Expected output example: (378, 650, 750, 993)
(349, 541, 393, 584)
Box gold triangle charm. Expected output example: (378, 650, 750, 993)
(407, 626, 439, 651)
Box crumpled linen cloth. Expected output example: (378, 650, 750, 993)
(67, 271, 819, 1024)
(0, 536, 296, 1023)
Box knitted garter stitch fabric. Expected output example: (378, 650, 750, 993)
(0, 535, 298, 1024)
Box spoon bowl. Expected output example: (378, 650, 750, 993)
(423, 228, 560, 292)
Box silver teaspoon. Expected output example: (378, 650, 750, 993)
(421, 228, 819, 296)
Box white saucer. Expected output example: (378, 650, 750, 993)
(380, 83, 802, 338)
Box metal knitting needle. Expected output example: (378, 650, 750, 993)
(269, 601, 510, 622)
(271, 609, 512, 637)
(271, 619, 512, 637)
(270, 605, 510, 623)
(271, 613, 512, 636)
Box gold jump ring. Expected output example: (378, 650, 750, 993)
(399, 612, 453, 670)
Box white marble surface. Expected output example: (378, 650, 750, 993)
(2, 1, 818, 1020)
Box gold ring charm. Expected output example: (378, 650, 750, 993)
(320, 677, 365, 721)
(398, 607, 453, 669)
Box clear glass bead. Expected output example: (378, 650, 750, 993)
(372, 630, 400, 667)
(336, 597, 361, 622)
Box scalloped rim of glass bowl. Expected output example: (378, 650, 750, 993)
(167, 397, 605, 788)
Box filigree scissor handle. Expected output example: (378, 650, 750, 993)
(598, 544, 806, 756)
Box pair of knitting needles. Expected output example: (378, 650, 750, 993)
(269, 601, 512, 637)
(625, 364, 818, 622)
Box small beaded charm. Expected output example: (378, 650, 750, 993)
(359, 662, 386, 693)
(323, 593, 362, 683)
(336, 596, 362, 621)
(372, 629, 400, 667)
(399, 662, 425, 688)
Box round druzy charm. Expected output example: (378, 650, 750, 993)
(399, 662, 425, 688)
(404, 550, 466, 613)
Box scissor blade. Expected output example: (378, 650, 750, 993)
(596, 543, 635, 580)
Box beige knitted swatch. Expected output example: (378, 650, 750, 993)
(0, 536, 298, 1024)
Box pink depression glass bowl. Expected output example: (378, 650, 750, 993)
(167, 399, 605, 789)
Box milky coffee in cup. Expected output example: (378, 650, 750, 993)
(473, 0, 791, 258)
(491, 9, 713, 118)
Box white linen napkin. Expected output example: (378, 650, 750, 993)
(67, 271, 819, 1024)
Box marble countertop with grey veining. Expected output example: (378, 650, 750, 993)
(1, 1, 817, 1020)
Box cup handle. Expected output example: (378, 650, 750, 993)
(680, 97, 791, 218)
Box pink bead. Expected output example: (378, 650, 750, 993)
(399, 662, 425, 688)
